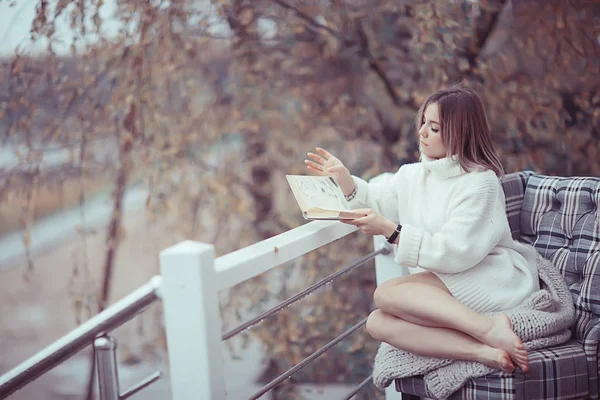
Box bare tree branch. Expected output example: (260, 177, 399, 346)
(455, 0, 508, 81)
(271, 0, 349, 43)
(356, 20, 400, 107)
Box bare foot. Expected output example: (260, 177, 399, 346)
(479, 315, 529, 372)
(477, 345, 515, 373)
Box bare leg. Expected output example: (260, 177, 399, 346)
(366, 310, 515, 372)
(375, 273, 529, 372)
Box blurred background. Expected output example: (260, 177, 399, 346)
(0, 0, 598, 399)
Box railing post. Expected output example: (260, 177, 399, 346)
(373, 235, 410, 400)
(373, 234, 410, 286)
(160, 241, 226, 400)
(372, 173, 410, 400)
(94, 335, 120, 400)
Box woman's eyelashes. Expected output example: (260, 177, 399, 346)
(422, 119, 439, 133)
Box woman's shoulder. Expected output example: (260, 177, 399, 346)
(398, 160, 424, 176)
(461, 168, 500, 184)
(453, 169, 501, 200)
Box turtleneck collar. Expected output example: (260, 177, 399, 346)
(420, 154, 466, 179)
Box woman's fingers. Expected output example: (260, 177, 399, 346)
(352, 209, 371, 215)
(316, 147, 333, 159)
(306, 148, 344, 177)
(307, 152, 326, 164)
(306, 165, 323, 174)
(305, 159, 325, 171)
(352, 217, 368, 226)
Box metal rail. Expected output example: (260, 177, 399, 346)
(1, 241, 393, 399)
(0, 276, 163, 399)
(222, 244, 391, 341)
(249, 318, 368, 400)
(342, 374, 373, 400)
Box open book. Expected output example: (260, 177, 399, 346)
(286, 175, 365, 220)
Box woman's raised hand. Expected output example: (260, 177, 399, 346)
(305, 147, 356, 196)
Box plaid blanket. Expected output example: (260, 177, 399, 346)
(372, 252, 576, 400)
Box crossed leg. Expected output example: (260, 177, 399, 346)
(365, 272, 528, 373)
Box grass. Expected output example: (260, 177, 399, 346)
(0, 175, 109, 237)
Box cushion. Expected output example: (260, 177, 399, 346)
(519, 175, 600, 340)
(501, 171, 535, 240)
(395, 341, 590, 400)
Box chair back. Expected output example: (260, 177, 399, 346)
(501, 172, 600, 339)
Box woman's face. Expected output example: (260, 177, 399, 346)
(419, 102, 447, 159)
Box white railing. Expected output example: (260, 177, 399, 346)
(1, 174, 411, 399)
(159, 173, 410, 399)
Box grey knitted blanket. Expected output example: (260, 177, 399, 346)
(372, 253, 576, 399)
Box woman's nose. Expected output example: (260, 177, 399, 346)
(419, 125, 427, 138)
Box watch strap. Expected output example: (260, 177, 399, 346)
(387, 224, 402, 244)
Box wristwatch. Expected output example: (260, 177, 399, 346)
(387, 224, 402, 244)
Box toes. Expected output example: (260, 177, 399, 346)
(514, 348, 528, 359)
(515, 356, 529, 367)
(509, 350, 529, 373)
(503, 361, 515, 373)
(515, 357, 528, 365)
(498, 353, 516, 373)
(515, 351, 528, 360)
(516, 354, 529, 365)
(516, 359, 529, 372)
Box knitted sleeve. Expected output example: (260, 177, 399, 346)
(394, 172, 504, 273)
(345, 165, 407, 223)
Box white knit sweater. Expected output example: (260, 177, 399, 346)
(348, 155, 540, 313)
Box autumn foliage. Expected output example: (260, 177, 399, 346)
(0, 0, 598, 397)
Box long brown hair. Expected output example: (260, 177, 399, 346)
(415, 85, 505, 177)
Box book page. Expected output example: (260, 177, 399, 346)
(289, 176, 349, 211)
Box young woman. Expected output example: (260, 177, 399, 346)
(304, 86, 540, 373)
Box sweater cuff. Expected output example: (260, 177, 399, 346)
(346, 176, 369, 208)
(394, 224, 423, 268)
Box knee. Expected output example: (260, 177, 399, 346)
(366, 310, 386, 341)
(373, 283, 390, 310)
(373, 280, 407, 311)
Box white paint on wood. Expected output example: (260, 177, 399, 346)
(160, 241, 226, 400)
(214, 221, 357, 291)
(369, 172, 410, 400)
